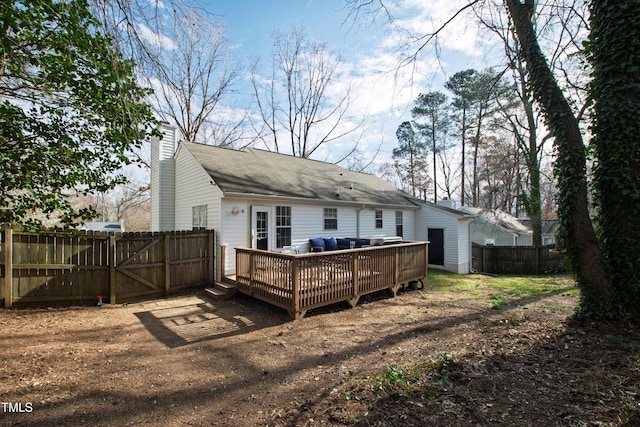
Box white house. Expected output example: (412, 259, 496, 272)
(150, 124, 472, 280)
(459, 206, 533, 246)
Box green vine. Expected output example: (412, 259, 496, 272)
(589, 0, 640, 317)
(506, 0, 618, 319)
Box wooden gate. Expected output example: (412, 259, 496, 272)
(114, 231, 215, 302)
(1, 228, 215, 307)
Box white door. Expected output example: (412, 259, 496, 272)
(251, 206, 270, 250)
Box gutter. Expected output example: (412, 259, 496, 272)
(223, 192, 419, 210)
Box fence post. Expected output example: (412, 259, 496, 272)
(482, 245, 487, 274)
(220, 244, 226, 280)
(164, 234, 171, 296)
(2, 227, 13, 308)
(208, 230, 215, 284)
(109, 234, 116, 305)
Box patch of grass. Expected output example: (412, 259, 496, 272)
(426, 270, 577, 307)
(429, 352, 456, 384)
(340, 353, 462, 401)
(490, 293, 508, 309)
(350, 364, 422, 398)
(545, 304, 570, 312)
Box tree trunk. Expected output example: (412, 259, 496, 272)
(506, 0, 614, 315)
(524, 84, 542, 247)
(590, 0, 640, 316)
(432, 122, 438, 203)
(461, 108, 466, 206)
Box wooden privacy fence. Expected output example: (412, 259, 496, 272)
(472, 243, 568, 275)
(234, 242, 428, 319)
(0, 228, 215, 308)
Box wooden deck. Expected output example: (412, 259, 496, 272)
(233, 242, 428, 319)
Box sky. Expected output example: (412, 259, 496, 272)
(177, 0, 501, 169)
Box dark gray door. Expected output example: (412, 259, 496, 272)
(428, 228, 445, 265)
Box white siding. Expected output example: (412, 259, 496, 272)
(358, 208, 406, 239)
(399, 210, 416, 241)
(220, 199, 251, 278)
(515, 233, 533, 246)
(457, 218, 471, 274)
(174, 147, 222, 231)
(219, 200, 417, 275)
(292, 204, 359, 249)
(173, 146, 223, 280)
(468, 218, 531, 247)
(416, 205, 470, 274)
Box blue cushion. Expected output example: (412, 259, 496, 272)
(355, 239, 370, 248)
(324, 237, 337, 251)
(309, 238, 325, 251)
(336, 238, 351, 249)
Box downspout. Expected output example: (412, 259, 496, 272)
(356, 205, 366, 238)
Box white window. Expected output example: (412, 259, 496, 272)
(375, 210, 383, 229)
(395, 211, 403, 237)
(324, 208, 338, 230)
(192, 205, 207, 229)
(276, 206, 291, 248)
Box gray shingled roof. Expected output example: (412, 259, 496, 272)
(460, 206, 532, 234)
(182, 142, 419, 208)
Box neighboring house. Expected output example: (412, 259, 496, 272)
(150, 124, 472, 279)
(518, 219, 559, 246)
(459, 206, 533, 246)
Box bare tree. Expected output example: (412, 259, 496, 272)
(477, 134, 522, 213)
(91, 1, 243, 146)
(91, 178, 151, 230)
(346, 0, 615, 315)
(476, 0, 589, 246)
(142, 10, 241, 144)
(251, 28, 364, 159)
(436, 147, 462, 203)
(506, 0, 612, 313)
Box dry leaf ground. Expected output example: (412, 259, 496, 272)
(1, 271, 639, 426)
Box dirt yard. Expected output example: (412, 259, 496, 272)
(1, 272, 639, 426)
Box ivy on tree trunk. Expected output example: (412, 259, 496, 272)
(590, 0, 640, 317)
(505, 0, 614, 318)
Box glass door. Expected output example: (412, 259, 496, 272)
(252, 207, 270, 250)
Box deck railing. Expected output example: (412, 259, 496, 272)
(234, 241, 428, 319)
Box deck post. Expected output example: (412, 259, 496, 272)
(352, 251, 359, 300)
(249, 251, 255, 295)
(394, 247, 400, 289)
(292, 257, 300, 317)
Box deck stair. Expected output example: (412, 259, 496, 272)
(203, 281, 237, 301)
